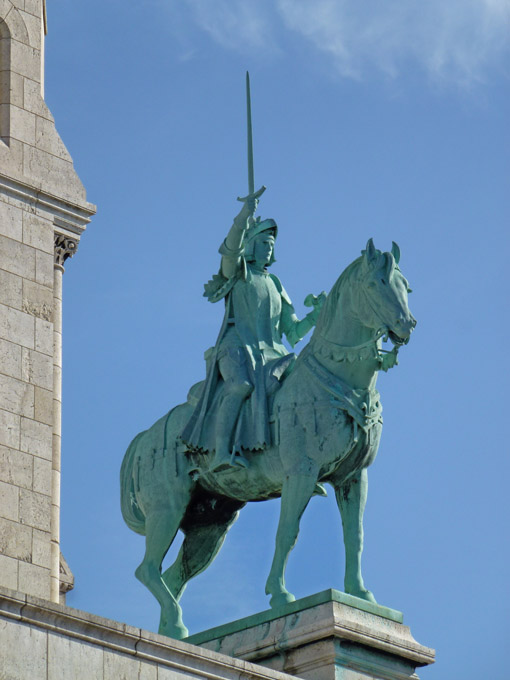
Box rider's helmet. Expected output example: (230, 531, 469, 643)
(244, 217, 278, 266)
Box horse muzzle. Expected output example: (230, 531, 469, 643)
(389, 315, 416, 345)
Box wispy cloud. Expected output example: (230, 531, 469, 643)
(185, 0, 277, 53)
(276, 0, 510, 86)
(172, 0, 510, 87)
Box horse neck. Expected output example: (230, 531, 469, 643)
(329, 284, 374, 347)
(310, 271, 380, 391)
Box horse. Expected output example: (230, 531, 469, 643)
(120, 238, 416, 639)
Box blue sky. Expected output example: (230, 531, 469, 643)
(46, 2, 508, 679)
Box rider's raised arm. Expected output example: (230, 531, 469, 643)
(220, 198, 257, 279)
(219, 220, 246, 279)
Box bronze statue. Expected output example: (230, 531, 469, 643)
(120, 74, 416, 639)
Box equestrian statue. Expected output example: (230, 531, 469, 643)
(120, 74, 416, 639)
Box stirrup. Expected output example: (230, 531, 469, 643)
(232, 452, 249, 469)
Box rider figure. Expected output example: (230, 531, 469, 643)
(182, 193, 325, 472)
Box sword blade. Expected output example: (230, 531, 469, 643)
(246, 71, 254, 196)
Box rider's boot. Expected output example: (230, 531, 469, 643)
(210, 445, 249, 472)
(232, 451, 249, 469)
(210, 446, 232, 472)
(210, 386, 251, 472)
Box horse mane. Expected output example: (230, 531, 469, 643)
(312, 256, 362, 341)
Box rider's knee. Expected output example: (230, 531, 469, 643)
(225, 379, 253, 399)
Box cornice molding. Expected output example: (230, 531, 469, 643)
(0, 172, 96, 238)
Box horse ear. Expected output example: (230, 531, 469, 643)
(365, 238, 377, 264)
(391, 241, 400, 264)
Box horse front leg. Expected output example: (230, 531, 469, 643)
(265, 474, 317, 608)
(334, 468, 376, 603)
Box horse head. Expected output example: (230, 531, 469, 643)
(358, 238, 416, 346)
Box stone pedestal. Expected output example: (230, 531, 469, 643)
(187, 590, 435, 680)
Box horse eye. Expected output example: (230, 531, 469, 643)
(381, 278, 386, 285)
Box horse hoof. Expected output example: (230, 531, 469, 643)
(158, 620, 189, 640)
(360, 589, 377, 604)
(269, 592, 295, 609)
(346, 587, 377, 604)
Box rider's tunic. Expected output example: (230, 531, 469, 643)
(181, 260, 299, 454)
(224, 266, 288, 361)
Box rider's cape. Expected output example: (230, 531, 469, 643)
(181, 263, 295, 455)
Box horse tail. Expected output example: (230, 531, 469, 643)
(120, 431, 147, 536)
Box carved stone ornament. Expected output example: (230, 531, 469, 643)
(59, 552, 74, 594)
(54, 234, 78, 269)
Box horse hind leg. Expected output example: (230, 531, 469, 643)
(162, 497, 245, 602)
(136, 502, 189, 639)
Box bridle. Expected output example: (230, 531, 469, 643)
(318, 326, 387, 353)
(311, 267, 401, 364)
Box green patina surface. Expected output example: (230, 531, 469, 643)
(119, 75, 417, 640)
(186, 589, 403, 645)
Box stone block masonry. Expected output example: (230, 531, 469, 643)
(0, 0, 96, 602)
(0, 586, 301, 680)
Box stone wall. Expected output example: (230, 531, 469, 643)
(0, 0, 95, 602)
(0, 586, 300, 680)
(0, 189, 56, 599)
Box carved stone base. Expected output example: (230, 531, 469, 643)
(186, 590, 435, 680)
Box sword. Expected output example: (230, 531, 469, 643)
(237, 72, 266, 203)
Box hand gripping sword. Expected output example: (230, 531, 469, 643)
(237, 72, 266, 204)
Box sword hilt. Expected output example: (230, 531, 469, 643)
(236, 185, 266, 203)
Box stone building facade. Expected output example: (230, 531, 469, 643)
(0, 0, 95, 604)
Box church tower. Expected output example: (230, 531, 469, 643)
(0, 0, 95, 603)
